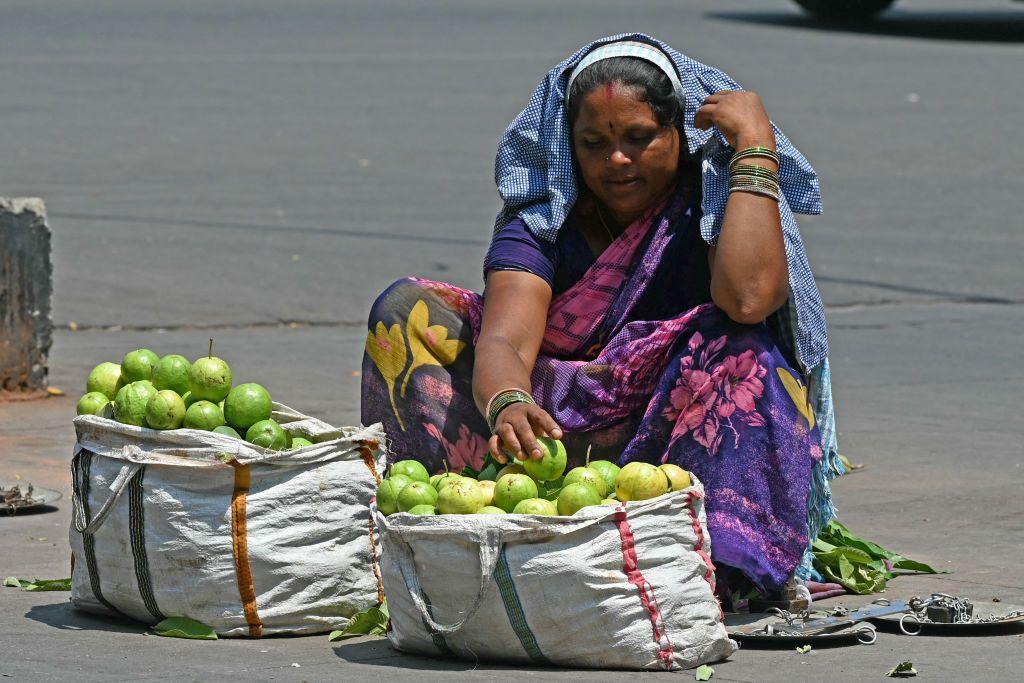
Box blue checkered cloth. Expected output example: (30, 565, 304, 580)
(494, 32, 828, 373)
(494, 34, 843, 575)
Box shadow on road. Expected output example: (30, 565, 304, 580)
(25, 601, 147, 635)
(707, 10, 1024, 44)
(333, 637, 550, 673)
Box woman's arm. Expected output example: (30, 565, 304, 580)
(697, 91, 790, 324)
(474, 270, 563, 461)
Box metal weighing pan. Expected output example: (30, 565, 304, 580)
(1, 480, 62, 514)
(725, 611, 877, 645)
(870, 603, 1024, 634)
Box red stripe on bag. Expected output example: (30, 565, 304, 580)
(614, 505, 675, 670)
(685, 491, 722, 619)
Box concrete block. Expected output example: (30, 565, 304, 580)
(0, 198, 52, 395)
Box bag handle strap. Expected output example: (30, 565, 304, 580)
(391, 527, 503, 635)
(71, 446, 144, 535)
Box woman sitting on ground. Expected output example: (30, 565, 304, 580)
(362, 35, 842, 597)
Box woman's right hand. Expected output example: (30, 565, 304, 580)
(489, 402, 563, 463)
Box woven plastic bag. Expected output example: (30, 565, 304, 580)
(375, 481, 737, 670)
(69, 403, 385, 637)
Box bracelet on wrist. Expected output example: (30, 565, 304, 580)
(485, 388, 536, 433)
(730, 146, 780, 169)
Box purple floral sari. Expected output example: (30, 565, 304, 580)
(362, 190, 821, 592)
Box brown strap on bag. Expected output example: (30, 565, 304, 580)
(230, 463, 263, 638)
(359, 439, 386, 606)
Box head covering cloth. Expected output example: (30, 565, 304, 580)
(493, 33, 828, 373)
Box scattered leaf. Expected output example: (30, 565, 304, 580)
(152, 617, 218, 640)
(328, 601, 389, 641)
(3, 577, 71, 591)
(23, 578, 71, 591)
(796, 645, 812, 654)
(695, 664, 714, 680)
(838, 453, 865, 472)
(46, 387, 65, 396)
(886, 661, 917, 677)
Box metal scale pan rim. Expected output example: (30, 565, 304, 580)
(1, 480, 63, 514)
(725, 612, 875, 644)
(869, 603, 1024, 632)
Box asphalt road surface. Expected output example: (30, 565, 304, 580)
(2, 1, 1023, 680)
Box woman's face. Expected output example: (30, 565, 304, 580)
(572, 82, 680, 226)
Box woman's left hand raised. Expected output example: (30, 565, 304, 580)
(695, 90, 775, 151)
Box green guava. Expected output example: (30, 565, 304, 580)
(145, 390, 187, 430)
(523, 437, 567, 481)
(588, 460, 621, 493)
(512, 498, 557, 515)
(477, 506, 507, 515)
(188, 355, 233, 402)
(493, 473, 539, 513)
(495, 463, 526, 482)
(376, 479, 403, 515)
(557, 482, 602, 515)
(437, 477, 485, 514)
(86, 362, 124, 400)
(290, 437, 314, 450)
(183, 400, 225, 431)
(397, 481, 439, 512)
(181, 391, 196, 408)
(563, 466, 608, 498)
(431, 472, 464, 491)
(77, 392, 110, 416)
(390, 460, 430, 484)
(476, 480, 496, 506)
(407, 504, 437, 515)
(245, 419, 288, 449)
(151, 354, 192, 395)
(213, 425, 242, 439)
(601, 498, 618, 506)
(615, 462, 670, 502)
(388, 473, 414, 492)
(121, 349, 160, 383)
(223, 383, 273, 432)
(113, 381, 159, 426)
(659, 463, 692, 491)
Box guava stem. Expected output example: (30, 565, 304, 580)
(208, 338, 213, 358)
(585, 444, 592, 466)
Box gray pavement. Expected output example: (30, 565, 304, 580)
(3, 0, 1024, 680)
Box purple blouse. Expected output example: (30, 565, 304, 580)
(483, 206, 713, 317)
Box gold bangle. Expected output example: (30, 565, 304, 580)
(730, 146, 780, 169)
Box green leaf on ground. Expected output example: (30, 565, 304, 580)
(328, 601, 389, 642)
(838, 453, 865, 472)
(152, 617, 218, 640)
(4, 577, 71, 591)
(796, 644, 812, 654)
(886, 661, 917, 677)
(695, 664, 714, 680)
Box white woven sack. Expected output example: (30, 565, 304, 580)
(376, 481, 738, 670)
(69, 403, 386, 637)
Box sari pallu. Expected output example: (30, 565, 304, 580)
(362, 191, 821, 592)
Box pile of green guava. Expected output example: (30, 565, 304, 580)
(77, 343, 313, 452)
(376, 437, 694, 518)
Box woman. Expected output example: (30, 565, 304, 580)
(362, 35, 842, 595)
